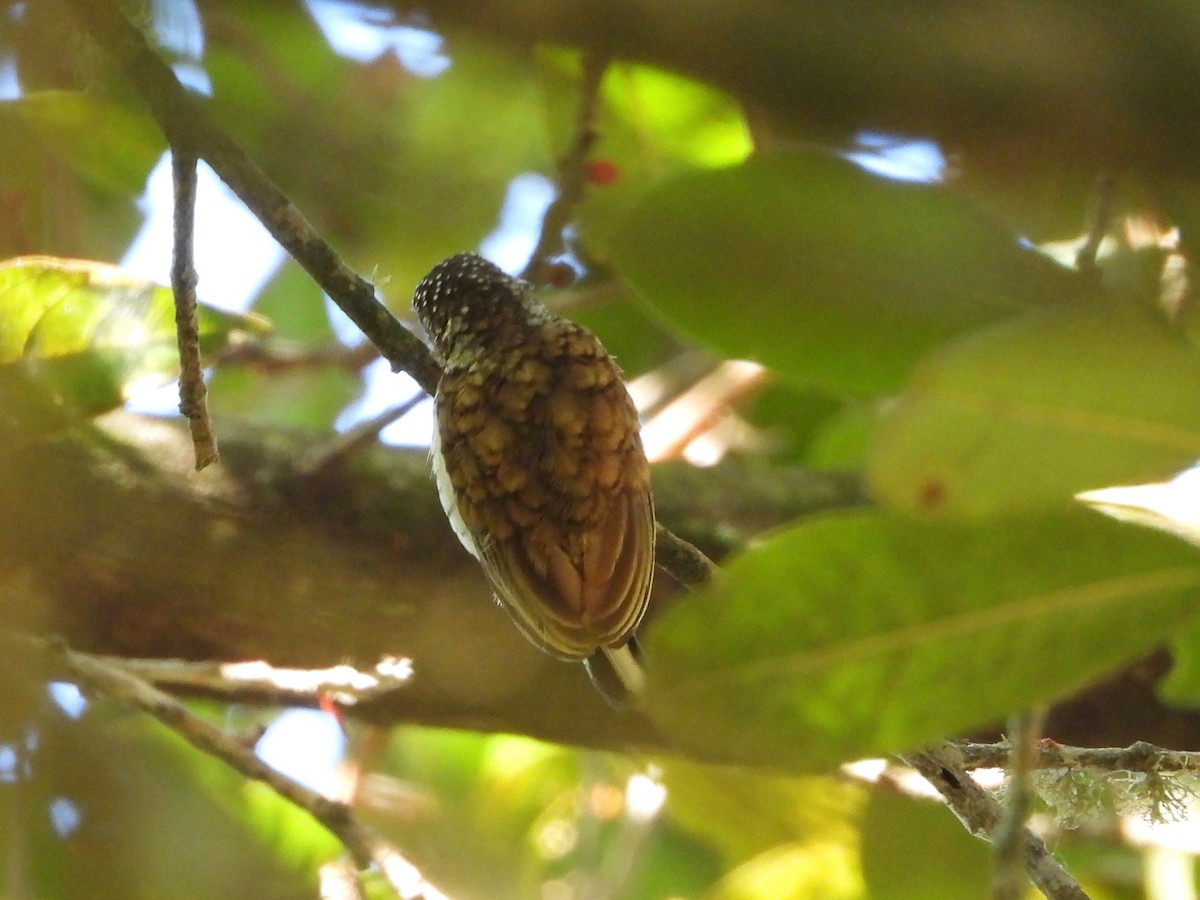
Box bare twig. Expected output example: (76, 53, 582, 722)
(522, 53, 609, 284)
(320, 859, 367, 900)
(958, 739, 1200, 774)
(24, 636, 446, 900)
(991, 709, 1047, 900)
(170, 149, 218, 469)
(213, 339, 380, 374)
(1075, 173, 1115, 278)
(655, 525, 718, 587)
(105, 655, 414, 707)
(903, 744, 1090, 900)
(298, 392, 427, 476)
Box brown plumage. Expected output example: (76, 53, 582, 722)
(413, 253, 654, 697)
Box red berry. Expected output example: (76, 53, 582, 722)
(586, 159, 620, 186)
(546, 262, 576, 288)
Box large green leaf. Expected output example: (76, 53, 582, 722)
(643, 509, 1200, 772)
(614, 152, 1084, 393)
(0, 256, 268, 434)
(866, 302, 1200, 518)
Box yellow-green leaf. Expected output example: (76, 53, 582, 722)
(0, 256, 268, 434)
(644, 508, 1200, 771)
(615, 151, 1085, 393)
(867, 302, 1200, 517)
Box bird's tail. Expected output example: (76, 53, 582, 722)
(584, 639, 645, 707)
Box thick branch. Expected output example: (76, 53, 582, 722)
(0, 411, 858, 756)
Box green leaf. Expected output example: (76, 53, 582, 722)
(644, 508, 1200, 772)
(538, 53, 753, 256)
(0, 256, 268, 434)
(743, 383, 845, 464)
(614, 152, 1083, 393)
(866, 302, 1200, 517)
(1160, 616, 1200, 707)
(661, 762, 864, 871)
(704, 841, 864, 900)
(861, 791, 990, 900)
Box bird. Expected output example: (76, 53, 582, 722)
(412, 252, 654, 701)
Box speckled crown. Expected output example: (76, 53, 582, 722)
(412, 253, 538, 364)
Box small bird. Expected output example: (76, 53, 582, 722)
(412, 253, 654, 700)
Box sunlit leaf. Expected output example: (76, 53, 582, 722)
(867, 302, 1200, 517)
(539, 53, 753, 256)
(644, 508, 1200, 771)
(0, 256, 268, 434)
(615, 152, 1084, 393)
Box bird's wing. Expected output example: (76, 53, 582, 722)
(481, 485, 655, 660)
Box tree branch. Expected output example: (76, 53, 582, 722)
(170, 147, 218, 469)
(958, 739, 1200, 774)
(991, 709, 1048, 900)
(19, 634, 449, 900)
(903, 745, 1090, 900)
(522, 52, 608, 284)
(0, 410, 857, 755)
(56, 0, 440, 395)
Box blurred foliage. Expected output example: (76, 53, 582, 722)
(0, 255, 267, 435)
(0, 672, 330, 898)
(4, 0, 1200, 897)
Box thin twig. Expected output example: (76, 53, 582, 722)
(991, 708, 1047, 900)
(903, 744, 1090, 900)
(298, 392, 427, 476)
(639, 360, 768, 463)
(319, 859, 367, 900)
(170, 148, 218, 470)
(22, 636, 446, 900)
(655, 524, 718, 587)
(1075, 173, 1115, 278)
(213, 339, 380, 374)
(522, 53, 609, 284)
(958, 739, 1200, 774)
(106, 655, 413, 707)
